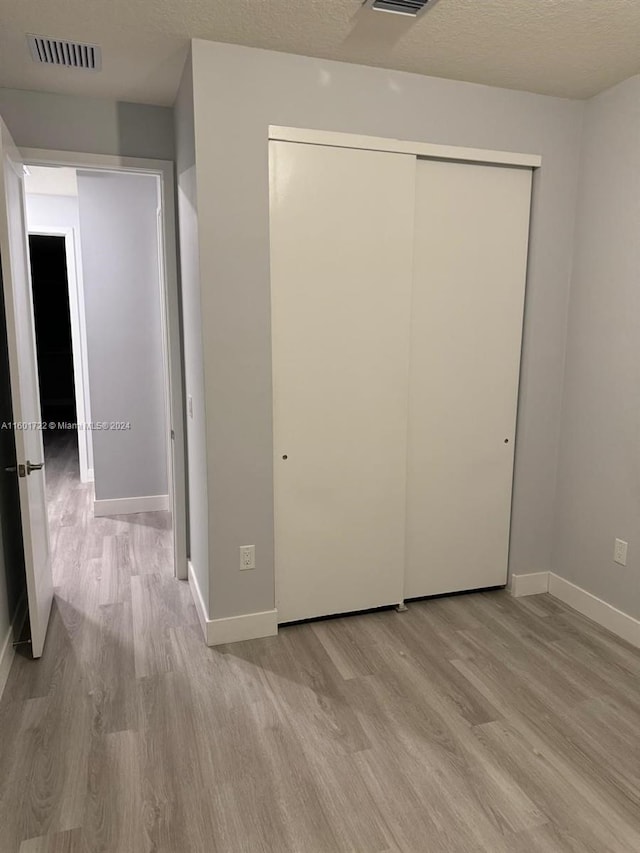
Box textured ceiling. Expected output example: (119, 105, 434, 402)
(1, 0, 639, 106)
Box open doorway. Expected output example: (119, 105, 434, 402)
(0, 136, 187, 661)
(28, 235, 76, 425)
(23, 161, 185, 621)
(28, 234, 79, 495)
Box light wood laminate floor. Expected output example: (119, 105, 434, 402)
(1, 433, 639, 852)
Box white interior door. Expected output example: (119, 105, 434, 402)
(270, 140, 415, 623)
(405, 158, 532, 599)
(0, 117, 52, 657)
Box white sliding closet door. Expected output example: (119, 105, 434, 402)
(270, 141, 415, 623)
(405, 159, 532, 599)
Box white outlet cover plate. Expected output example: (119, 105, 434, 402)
(240, 545, 255, 570)
(614, 538, 628, 566)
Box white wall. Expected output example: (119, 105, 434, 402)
(180, 40, 584, 621)
(77, 171, 168, 503)
(552, 75, 640, 620)
(174, 55, 209, 604)
(0, 88, 174, 161)
(25, 193, 79, 230)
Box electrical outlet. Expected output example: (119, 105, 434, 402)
(614, 538, 628, 566)
(240, 545, 255, 570)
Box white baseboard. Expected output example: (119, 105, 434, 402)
(207, 609, 278, 646)
(187, 561, 278, 646)
(510, 570, 639, 649)
(188, 560, 209, 642)
(548, 573, 640, 649)
(94, 494, 169, 517)
(0, 595, 27, 700)
(509, 571, 550, 597)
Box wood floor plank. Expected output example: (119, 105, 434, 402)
(84, 729, 147, 852)
(19, 827, 87, 853)
(1, 431, 639, 852)
(472, 718, 638, 853)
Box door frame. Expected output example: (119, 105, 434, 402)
(28, 226, 94, 485)
(21, 148, 188, 581)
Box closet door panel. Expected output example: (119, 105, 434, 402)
(405, 159, 532, 599)
(270, 141, 415, 623)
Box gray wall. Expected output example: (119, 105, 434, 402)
(187, 40, 584, 619)
(77, 171, 168, 502)
(174, 56, 210, 603)
(552, 75, 640, 619)
(0, 88, 174, 161)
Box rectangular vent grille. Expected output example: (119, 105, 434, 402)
(27, 35, 101, 71)
(369, 0, 434, 16)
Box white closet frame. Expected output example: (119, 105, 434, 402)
(268, 126, 541, 169)
(269, 126, 541, 623)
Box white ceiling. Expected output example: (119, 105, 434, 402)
(1, 0, 639, 106)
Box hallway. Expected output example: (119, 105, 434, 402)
(0, 430, 195, 850)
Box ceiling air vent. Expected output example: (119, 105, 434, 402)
(27, 35, 102, 72)
(365, 0, 439, 16)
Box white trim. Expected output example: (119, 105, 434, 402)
(509, 571, 550, 597)
(268, 126, 542, 169)
(510, 570, 639, 648)
(0, 595, 27, 700)
(207, 610, 278, 646)
(548, 573, 640, 649)
(187, 561, 278, 646)
(21, 149, 174, 175)
(188, 560, 208, 641)
(21, 148, 188, 581)
(93, 494, 169, 516)
(28, 225, 93, 484)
